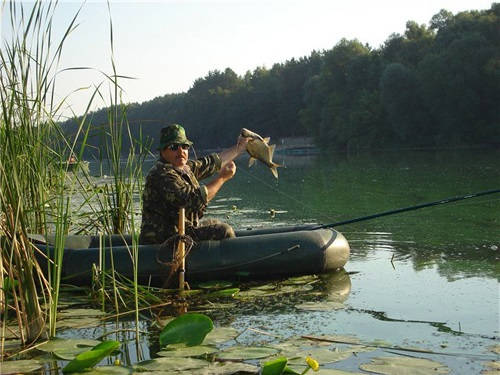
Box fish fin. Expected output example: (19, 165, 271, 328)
(269, 144, 276, 158)
(248, 157, 256, 167)
(263, 137, 270, 144)
(270, 166, 279, 179)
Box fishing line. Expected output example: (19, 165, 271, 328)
(235, 160, 340, 224)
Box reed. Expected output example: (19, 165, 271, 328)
(1, 0, 153, 358)
(0, 0, 77, 345)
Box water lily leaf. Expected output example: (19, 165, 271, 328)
(217, 346, 278, 360)
(81, 366, 132, 374)
(37, 338, 101, 353)
(282, 275, 318, 285)
(287, 348, 352, 364)
(235, 289, 278, 299)
(197, 361, 259, 374)
(159, 313, 213, 347)
(56, 309, 107, 330)
(62, 340, 120, 373)
(295, 301, 345, 311)
(157, 344, 218, 357)
(206, 288, 240, 298)
(489, 344, 500, 354)
(198, 281, 234, 289)
(0, 359, 43, 374)
(302, 370, 365, 375)
(262, 356, 288, 375)
(203, 327, 240, 345)
(359, 356, 449, 375)
(135, 357, 209, 371)
(482, 360, 500, 375)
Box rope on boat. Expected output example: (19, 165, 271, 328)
(189, 244, 301, 275)
(156, 234, 195, 288)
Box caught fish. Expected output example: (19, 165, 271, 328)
(240, 128, 282, 179)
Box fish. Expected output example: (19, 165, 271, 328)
(240, 128, 282, 179)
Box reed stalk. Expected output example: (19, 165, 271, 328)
(0, 0, 91, 348)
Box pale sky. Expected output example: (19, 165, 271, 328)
(1, 0, 495, 118)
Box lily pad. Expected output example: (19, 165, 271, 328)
(235, 289, 278, 299)
(217, 346, 279, 360)
(0, 359, 43, 374)
(482, 360, 500, 375)
(359, 356, 449, 375)
(157, 344, 218, 357)
(282, 275, 318, 285)
(203, 326, 240, 345)
(37, 338, 102, 359)
(135, 357, 209, 372)
(262, 356, 288, 375)
(159, 313, 213, 347)
(56, 309, 107, 330)
(295, 301, 345, 311)
(287, 348, 353, 364)
(196, 361, 259, 374)
(62, 340, 120, 373)
(82, 366, 132, 375)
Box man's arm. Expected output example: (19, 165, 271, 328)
(218, 136, 249, 167)
(205, 161, 237, 202)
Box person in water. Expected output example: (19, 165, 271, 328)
(139, 124, 248, 244)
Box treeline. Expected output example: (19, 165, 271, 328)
(63, 4, 500, 155)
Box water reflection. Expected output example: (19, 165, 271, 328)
(320, 269, 352, 303)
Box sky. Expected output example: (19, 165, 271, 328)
(1, 0, 495, 118)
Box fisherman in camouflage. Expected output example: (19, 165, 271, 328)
(139, 124, 248, 244)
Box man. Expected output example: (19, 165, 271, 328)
(139, 124, 248, 244)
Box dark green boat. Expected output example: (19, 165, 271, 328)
(33, 226, 350, 286)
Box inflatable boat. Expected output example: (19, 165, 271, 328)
(32, 226, 350, 286)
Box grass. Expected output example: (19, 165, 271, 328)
(0, 0, 150, 357)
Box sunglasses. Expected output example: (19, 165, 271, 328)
(168, 143, 190, 151)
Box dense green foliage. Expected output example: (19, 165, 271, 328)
(63, 4, 499, 154)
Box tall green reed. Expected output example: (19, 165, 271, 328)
(0, 0, 73, 345)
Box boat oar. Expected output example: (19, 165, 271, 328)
(238, 188, 500, 236)
(177, 207, 186, 291)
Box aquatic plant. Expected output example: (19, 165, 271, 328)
(0, 0, 83, 346)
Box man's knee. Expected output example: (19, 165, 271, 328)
(193, 219, 235, 241)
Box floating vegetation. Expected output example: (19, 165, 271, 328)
(159, 313, 213, 347)
(157, 344, 218, 358)
(216, 345, 279, 360)
(62, 340, 120, 373)
(0, 359, 44, 374)
(359, 356, 450, 375)
(295, 301, 345, 311)
(37, 338, 102, 360)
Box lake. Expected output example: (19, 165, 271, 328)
(15, 148, 499, 374)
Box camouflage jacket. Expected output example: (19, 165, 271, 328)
(139, 153, 221, 244)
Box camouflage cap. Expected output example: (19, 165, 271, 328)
(158, 124, 193, 150)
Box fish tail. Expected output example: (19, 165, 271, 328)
(270, 166, 279, 179)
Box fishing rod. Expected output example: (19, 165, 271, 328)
(237, 188, 500, 236)
(311, 188, 500, 230)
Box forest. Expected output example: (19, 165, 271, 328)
(62, 4, 499, 155)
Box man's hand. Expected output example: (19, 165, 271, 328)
(236, 135, 249, 154)
(219, 161, 237, 181)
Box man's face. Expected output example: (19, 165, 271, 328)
(160, 143, 189, 168)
